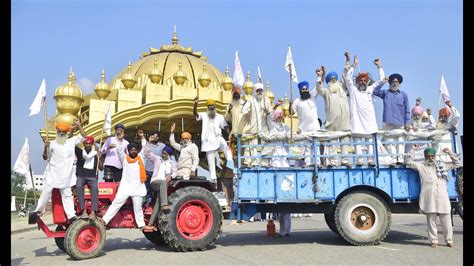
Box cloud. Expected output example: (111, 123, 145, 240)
(77, 78, 95, 94)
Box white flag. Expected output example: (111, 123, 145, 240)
(285, 46, 298, 83)
(233, 51, 245, 86)
(13, 137, 30, 176)
(29, 79, 46, 116)
(439, 73, 450, 102)
(257, 66, 263, 83)
(104, 102, 113, 136)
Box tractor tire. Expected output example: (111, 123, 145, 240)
(54, 225, 67, 252)
(143, 230, 166, 246)
(335, 190, 391, 246)
(64, 219, 106, 260)
(453, 202, 463, 220)
(324, 212, 339, 235)
(159, 186, 222, 252)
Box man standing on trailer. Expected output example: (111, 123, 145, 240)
(406, 147, 461, 248)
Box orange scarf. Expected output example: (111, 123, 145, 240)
(126, 155, 147, 183)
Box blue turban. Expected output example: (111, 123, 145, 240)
(162, 146, 174, 155)
(115, 123, 125, 130)
(298, 81, 309, 91)
(325, 71, 338, 84)
(389, 73, 403, 84)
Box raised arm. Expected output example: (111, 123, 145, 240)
(169, 122, 182, 151)
(193, 96, 199, 119)
(442, 148, 462, 170)
(315, 67, 326, 96)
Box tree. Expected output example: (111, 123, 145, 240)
(11, 170, 26, 195)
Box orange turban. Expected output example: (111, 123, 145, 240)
(439, 107, 451, 117)
(207, 99, 216, 106)
(356, 72, 369, 83)
(55, 122, 72, 132)
(181, 132, 192, 139)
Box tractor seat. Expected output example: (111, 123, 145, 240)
(174, 176, 208, 181)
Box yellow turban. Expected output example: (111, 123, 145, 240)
(55, 122, 72, 132)
(181, 132, 192, 139)
(207, 99, 216, 106)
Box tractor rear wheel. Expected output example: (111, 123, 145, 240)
(143, 228, 166, 245)
(54, 225, 67, 252)
(335, 191, 391, 246)
(64, 219, 106, 260)
(159, 186, 222, 252)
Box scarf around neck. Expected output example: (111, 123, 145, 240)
(126, 155, 147, 182)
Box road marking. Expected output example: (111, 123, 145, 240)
(372, 246, 399, 251)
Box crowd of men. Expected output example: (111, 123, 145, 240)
(27, 51, 461, 246)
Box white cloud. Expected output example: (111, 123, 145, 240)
(77, 78, 94, 94)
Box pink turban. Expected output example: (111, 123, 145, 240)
(273, 110, 284, 121)
(411, 106, 423, 115)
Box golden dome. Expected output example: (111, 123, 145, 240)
(109, 29, 225, 91)
(282, 94, 290, 117)
(243, 71, 254, 95)
(148, 58, 163, 84)
(221, 66, 234, 91)
(95, 70, 110, 99)
(54, 69, 84, 99)
(198, 64, 212, 88)
(265, 81, 275, 104)
(54, 69, 84, 126)
(121, 62, 137, 89)
(173, 62, 188, 85)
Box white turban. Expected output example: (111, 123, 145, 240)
(254, 82, 264, 90)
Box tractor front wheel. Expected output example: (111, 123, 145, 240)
(64, 219, 106, 260)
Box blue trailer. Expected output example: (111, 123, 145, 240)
(230, 130, 462, 246)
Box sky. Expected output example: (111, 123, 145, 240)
(11, 0, 463, 174)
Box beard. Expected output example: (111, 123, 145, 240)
(390, 84, 400, 91)
(256, 94, 263, 101)
(357, 84, 367, 91)
(300, 91, 310, 100)
(437, 121, 449, 129)
(207, 109, 216, 119)
(231, 98, 241, 106)
(232, 93, 240, 100)
(56, 135, 68, 145)
(181, 139, 190, 146)
(426, 160, 435, 166)
(328, 82, 342, 94)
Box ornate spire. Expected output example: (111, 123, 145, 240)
(173, 62, 188, 85)
(172, 24, 178, 45)
(198, 63, 211, 88)
(148, 57, 163, 84)
(265, 81, 275, 104)
(121, 61, 137, 89)
(95, 69, 110, 99)
(242, 71, 254, 96)
(221, 66, 234, 91)
(68, 67, 76, 84)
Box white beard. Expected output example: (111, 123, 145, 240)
(207, 110, 216, 119)
(56, 135, 68, 145)
(390, 84, 400, 91)
(328, 81, 342, 94)
(256, 94, 263, 101)
(357, 84, 367, 91)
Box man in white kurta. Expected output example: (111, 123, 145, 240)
(291, 80, 321, 166)
(32, 119, 86, 222)
(316, 58, 351, 167)
(343, 53, 386, 166)
(225, 85, 246, 165)
(194, 97, 234, 182)
(169, 124, 200, 180)
(99, 142, 147, 229)
(406, 147, 460, 248)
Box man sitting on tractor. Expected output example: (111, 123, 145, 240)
(169, 122, 200, 180)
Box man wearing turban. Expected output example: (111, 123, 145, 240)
(169, 122, 199, 180)
(406, 147, 461, 248)
(343, 52, 387, 166)
(411, 105, 424, 132)
(290, 79, 321, 166)
(373, 63, 411, 166)
(435, 106, 460, 162)
(75, 135, 99, 220)
(194, 96, 235, 182)
(444, 99, 461, 131)
(99, 140, 148, 230)
(140, 129, 166, 204)
(30, 119, 86, 224)
(143, 145, 177, 231)
(225, 84, 246, 163)
(100, 123, 129, 182)
(315, 52, 352, 167)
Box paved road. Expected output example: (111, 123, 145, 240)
(11, 214, 464, 265)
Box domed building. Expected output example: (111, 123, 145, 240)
(39, 28, 284, 170)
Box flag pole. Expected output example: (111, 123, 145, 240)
(289, 63, 293, 142)
(42, 97, 49, 143)
(28, 164, 37, 205)
(436, 72, 443, 120)
(95, 126, 105, 178)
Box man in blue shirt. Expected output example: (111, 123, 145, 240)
(141, 130, 165, 204)
(373, 65, 411, 165)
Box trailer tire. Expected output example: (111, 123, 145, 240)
(64, 219, 106, 260)
(54, 225, 67, 252)
(324, 212, 339, 235)
(159, 186, 222, 252)
(335, 191, 391, 246)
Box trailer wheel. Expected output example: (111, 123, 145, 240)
(159, 186, 222, 252)
(54, 225, 67, 252)
(335, 191, 391, 246)
(324, 212, 339, 235)
(64, 219, 106, 260)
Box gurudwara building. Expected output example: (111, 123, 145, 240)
(38, 28, 294, 169)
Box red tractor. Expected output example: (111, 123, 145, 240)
(29, 177, 223, 260)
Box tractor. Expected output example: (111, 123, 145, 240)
(29, 177, 223, 260)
